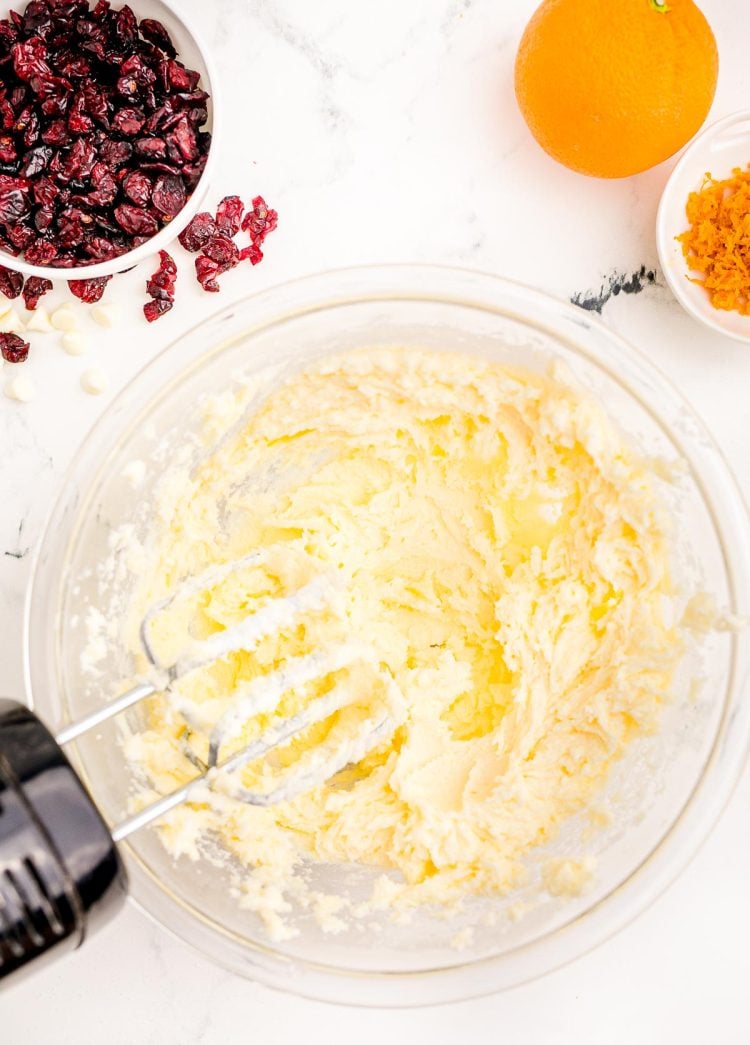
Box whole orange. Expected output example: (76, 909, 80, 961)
(514, 0, 718, 178)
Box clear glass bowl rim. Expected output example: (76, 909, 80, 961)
(23, 264, 750, 1007)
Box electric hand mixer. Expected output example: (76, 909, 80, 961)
(0, 553, 402, 984)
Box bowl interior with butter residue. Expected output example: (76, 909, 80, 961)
(25, 266, 750, 1006)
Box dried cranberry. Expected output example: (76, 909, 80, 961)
(161, 249, 177, 276)
(99, 139, 131, 168)
(151, 173, 184, 218)
(0, 181, 31, 225)
(134, 136, 165, 159)
(90, 0, 111, 20)
(239, 243, 263, 265)
(31, 175, 58, 206)
(143, 296, 172, 321)
(0, 99, 16, 132)
(0, 22, 19, 54)
(11, 38, 51, 83)
(164, 59, 197, 92)
(57, 213, 85, 248)
(22, 144, 52, 178)
(195, 254, 224, 292)
(14, 105, 37, 142)
(81, 82, 110, 127)
(82, 236, 119, 260)
(58, 55, 92, 81)
(86, 161, 117, 205)
(34, 206, 54, 232)
(122, 170, 151, 206)
(67, 93, 93, 135)
(0, 264, 23, 298)
(22, 1, 52, 36)
(242, 196, 278, 243)
(62, 137, 96, 181)
(0, 331, 29, 362)
(22, 274, 52, 309)
(203, 235, 239, 267)
(114, 202, 158, 237)
(41, 118, 68, 146)
(143, 248, 175, 320)
(178, 210, 215, 252)
(181, 158, 207, 192)
(68, 274, 111, 302)
(9, 222, 35, 249)
(10, 84, 28, 108)
(112, 4, 137, 46)
(24, 238, 57, 264)
(165, 115, 197, 161)
(0, 136, 16, 164)
(38, 77, 73, 118)
(187, 106, 208, 128)
(215, 195, 244, 237)
(120, 54, 155, 87)
(138, 17, 176, 57)
(112, 107, 145, 136)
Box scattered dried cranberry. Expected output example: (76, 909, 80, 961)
(239, 242, 263, 265)
(194, 254, 222, 292)
(143, 247, 175, 320)
(178, 210, 215, 253)
(143, 296, 171, 321)
(0, 264, 23, 298)
(0, 331, 29, 362)
(68, 274, 112, 302)
(242, 196, 278, 245)
(0, 1, 211, 269)
(21, 273, 51, 309)
(186, 194, 277, 292)
(215, 195, 243, 237)
(202, 235, 239, 267)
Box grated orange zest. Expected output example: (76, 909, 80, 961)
(678, 166, 750, 315)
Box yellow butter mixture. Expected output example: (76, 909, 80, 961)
(125, 348, 680, 929)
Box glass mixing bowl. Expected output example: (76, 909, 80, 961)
(24, 265, 750, 1006)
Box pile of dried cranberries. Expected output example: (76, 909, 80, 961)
(0, 0, 210, 268)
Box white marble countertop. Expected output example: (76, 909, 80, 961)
(3, 0, 750, 1040)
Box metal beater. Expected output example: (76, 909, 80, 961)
(0, 554, 403, 983)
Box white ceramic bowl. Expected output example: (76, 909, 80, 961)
(0, 0, 220, 281)
(657, 110, 750, 343)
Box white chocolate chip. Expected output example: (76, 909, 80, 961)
(4, 374, 36, 402)
(90, 304, 120, 328)
(61, 331, 88, 356)
(81, 367, 108, 395)
(25, 307, 53, 333)
(50, 305, 77, 331)
(1, 308, 25, 333)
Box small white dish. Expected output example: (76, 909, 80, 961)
(656, 110, 750, 343)
(0, 0, 220, 282)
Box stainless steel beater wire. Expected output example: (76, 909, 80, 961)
(108, 703, 318, 842)
(55, 682, 156, 746)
